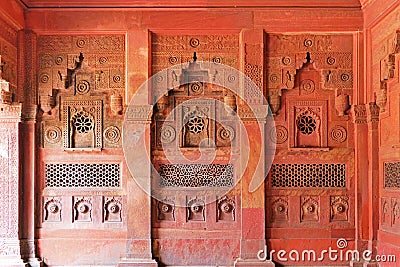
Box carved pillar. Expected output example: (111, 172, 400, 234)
(351, 104, 370, 262)
(0, 102, 24, 266)
(234, 28, 274, 267)
(119, 105, 157, 267)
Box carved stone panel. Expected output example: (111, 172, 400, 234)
(45, 163, 120, 188)
(271, 163, 346, 188)
(384, 162, 400, 188)
(0, 126, 19, 239)
(37, 34, 125, 96)
(151, 34, 239, 74)
(159, 164, 233, 188)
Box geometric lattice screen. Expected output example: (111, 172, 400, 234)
(384, 162, 400, 188)
(45, 163, 120, 188)
(271, 163, 346, 188)
(159, 164, 233, 187)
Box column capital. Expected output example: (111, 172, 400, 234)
(351, 104, 367, 124)
(366, 102, 380, 129)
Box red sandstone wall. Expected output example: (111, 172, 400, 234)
(0, 1, 386, 266)
(365, 1, 400, 264)
(25, 7, 363, 267)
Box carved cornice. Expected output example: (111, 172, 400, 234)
(0, 103, 22, 122)
(125, 105, 153, 122)
(238, 105, 269, 122)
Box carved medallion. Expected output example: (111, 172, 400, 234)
(44, 126, 62, 144)
(76, 80, 90, 95)
(329, 125, 347, 143)
(160, 125, 176, 144)
(189, 38, 200, 48)
(104, 126, 121, 144)
(270, 125, 288, 144)
(300, 79, 315, 94)
(218, 125, 235, 142)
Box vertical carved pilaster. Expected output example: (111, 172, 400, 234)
(243, 42, 264, 105)
(119, 104, 157, 266)
(0, 102, 24, 266)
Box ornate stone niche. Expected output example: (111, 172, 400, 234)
(392, 199, 400, 226)
(381, 198, 390, 226)
(330, 195, 349, 222)
(177, 99, 215, 148)
(157, 198, 175, 221)
(301, 196, 319, 222)
(187, 197, 205, 221)
(73, 196, 92, 222)
(289, 101, 328, 150)
(104, 197, 122, 222)
(270, 196, 289, 223)
(43, 197, 62, 222)
(62, 99, 103, 150)
(217, 196, 235, 222)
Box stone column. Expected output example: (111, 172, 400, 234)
(118, 104, 157, 267)
(365, 103, 380, 266)
(234, 28, 274, 266)
(0, 102, 25, 266)
(20, 105, 42, 267)
(351, 104, 371, 267)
